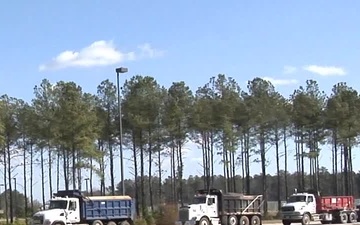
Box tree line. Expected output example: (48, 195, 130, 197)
(0, 74, 358, 219)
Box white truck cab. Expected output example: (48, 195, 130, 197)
(281, 190, 317, 225)
(175, 194, 219, 225)
(32, 196, 81, 225)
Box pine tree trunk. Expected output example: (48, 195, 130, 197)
(283, 128, 289, 198)
(90, 157, 93, 196)
(63, 148, 69, 190)
(72, 146, 76, 190)
(132, 132, 140, 216)
(41, 148, 46, 208)
(3, 146, 8, 224)
(148, 132, 154, 211)
(275, 131, 281, 210)
(301, 134, 305, 189)
(7, 141, 13, 222)
(343, 144, 349, 195)
(333, 132, 338, 195)
(109, 143, 115, 195)
(30, 144, 34, 215)
(157, 148, 162, 203)
(48, 146, 53, 197)
(23, 142, 28, 221)
(260, 133, 268, 215)
(178, 140, 184, 205)
(139, 131, 145, 216)
(56, 150, 60, 191)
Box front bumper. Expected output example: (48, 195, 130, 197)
(175, 220, 197, 225)
(282, 213, 303, 221)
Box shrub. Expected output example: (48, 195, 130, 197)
(154, 204, 178, 225)
(134, 218, 147, 225)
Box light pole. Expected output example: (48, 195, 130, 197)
(84, 178, 89, 195)
(115, 67, 128, 196)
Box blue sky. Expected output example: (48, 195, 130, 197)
(1, 0, 360, 202)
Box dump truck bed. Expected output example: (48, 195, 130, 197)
(318, 196, 355, 212)
(82, 196, 134, 220)
(221, 193, 263, 215)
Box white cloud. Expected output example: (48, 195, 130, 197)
(283, 65, 297, 74)
(39, 40, 163, 71)
(262, 77, 299, 86)
(137, 43, 165, 59)
(303, 65, 346, 76)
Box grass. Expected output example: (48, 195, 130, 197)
(263, 220, 282, 224)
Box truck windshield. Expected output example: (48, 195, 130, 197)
(193, 197, 207, 204)
(48, 200, 68, 209)
(288, 195, 306, 203)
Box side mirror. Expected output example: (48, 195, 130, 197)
(207, 201, 212, 206)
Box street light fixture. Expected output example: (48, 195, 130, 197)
(84, 178, 89, 195)
(115, 67, 128, 196)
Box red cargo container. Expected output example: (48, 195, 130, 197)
(316, 195, 355, 213)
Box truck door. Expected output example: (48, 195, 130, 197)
(307, 195, 316, 214)
(207, 197, 218, 218)
(67, 200, 80, 223)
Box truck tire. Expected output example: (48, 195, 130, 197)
(52, 222, 65, 225)
(349, 212, 357, 223)
(108, 221, 116, 225)
(250, 216, 260, 225)
(228, 215, 237, 225)
(199, 217, 210, 225)
(301, 214, 310, 225)
(339, 213, 348, 224)
(239, 216, 249, 225)
(282, 221, 291, 225)
(92, 220, 104, 225)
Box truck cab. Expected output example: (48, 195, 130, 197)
(281, 190, 317, 225)
(175, 194, 219, 225)
(33, 196, 81, 225)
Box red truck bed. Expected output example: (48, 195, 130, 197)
(317, 196, 355, 212)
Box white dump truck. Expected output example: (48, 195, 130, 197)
(32, 190, 134, 225)
(281, 189, 359, 225)
(175, 189, 264, 225)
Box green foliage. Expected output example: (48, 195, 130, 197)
(0, 190, 41, 218)
(2, 73, 360, 220)
(133, 218, 147, 225)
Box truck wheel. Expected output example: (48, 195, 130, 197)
(120, 221, 130, 225)
(340, 213, 348, 224)
(301, 214, 310, 225)
(250, 216, 260, 225)
(349, 212, 357, 223)
(228, 215, 237, 225)
(199, 217, 210, 225)
(108, 221, 116, 225)
(239, 216, 249, 225)
(282, 221, 291, 225)
(92, 220, 104, 225)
